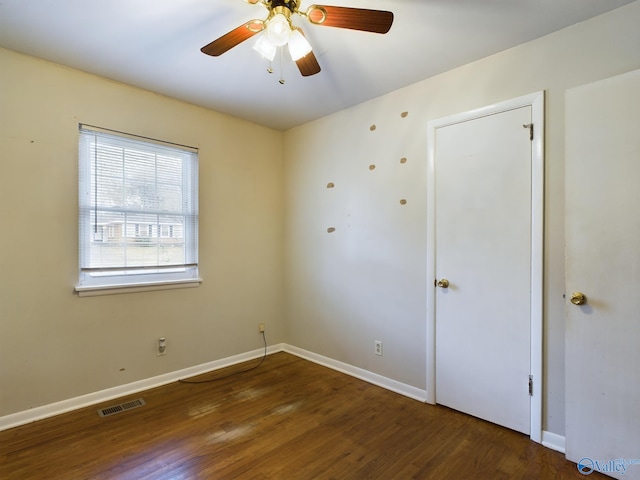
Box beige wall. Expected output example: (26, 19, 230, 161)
(283, 1, 640, 436)
(0, 48, 285, 416)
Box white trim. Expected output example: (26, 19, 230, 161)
(283, 345, 428, 402)
(0, 343, 285, 432)
(75, 278, 203, 297)
(542, 431, 566, 453)
(529, 92, 545, 444)
(79, 123, 198, 153)
(426, 91, 545, 443)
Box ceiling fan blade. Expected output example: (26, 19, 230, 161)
(296, 50, 321, 77)
(306, 5, 393, 34)
(201, 20, 265, 56)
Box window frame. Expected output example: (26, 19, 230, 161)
(75, 125, 201, 297)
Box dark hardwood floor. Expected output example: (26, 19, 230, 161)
(0, 352, 602, 479)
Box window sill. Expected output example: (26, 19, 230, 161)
(75, 278, 203, 297)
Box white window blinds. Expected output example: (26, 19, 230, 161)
(77, 125, 199, 292)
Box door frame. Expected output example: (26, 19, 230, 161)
(425, 92, 544, 443)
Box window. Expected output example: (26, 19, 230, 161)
(76, 125, 200, 295)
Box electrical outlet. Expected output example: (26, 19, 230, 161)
(374, 340, 383, 356)
(259, 323, 265, 333)
(157, 337, 167, 356)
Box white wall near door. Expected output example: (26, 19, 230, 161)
(283, 2, 640, 445)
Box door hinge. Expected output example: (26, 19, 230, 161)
(528, 375, 534, 396)
(523, 123, 534, 141)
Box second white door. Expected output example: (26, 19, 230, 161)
(565, 69, 640, 478)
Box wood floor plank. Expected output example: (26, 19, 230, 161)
(0, 353, 603, 479)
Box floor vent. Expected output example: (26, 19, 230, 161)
(97, 398, 146, 418)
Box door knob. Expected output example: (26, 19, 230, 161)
(435, 279, 450, 289)
(570, 292, 587, 305)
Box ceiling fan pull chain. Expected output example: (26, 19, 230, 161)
(279, 46, 286, 84)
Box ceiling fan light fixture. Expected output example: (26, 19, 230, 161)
(288, 28, 312, 61)
(265, 13, 291, 46)
(253, 34, 277, 61)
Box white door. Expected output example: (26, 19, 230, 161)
(427, 93, 544, 438)
(565, 70, 640, 478)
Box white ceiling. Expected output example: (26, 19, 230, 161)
(0, 0, 634, 130)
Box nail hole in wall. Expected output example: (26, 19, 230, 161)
(327, 182, 335, 188)
(401, 112, 409, 118)
(400, 199, 407, 205)
(327, 227, 336, 233)
(369, 164, 376, 171)
(370, 124, 377, 131)
(400, 157, 407, 164)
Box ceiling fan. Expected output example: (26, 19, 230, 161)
(201, 0, 394, 77)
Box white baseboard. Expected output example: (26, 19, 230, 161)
(542, 430, 566, 453)
(0, 343, 427, 431)
(1, 340, 561, 457)
(282, 345, 429, 402)
(0, 343, 285, 432)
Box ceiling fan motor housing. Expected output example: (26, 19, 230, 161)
(269, 0, 299, 14)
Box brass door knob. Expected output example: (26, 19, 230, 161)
(436, 279, 450, 289)
(570, 292, 587, 305)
